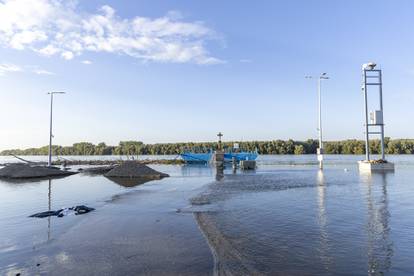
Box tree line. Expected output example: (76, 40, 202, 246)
(2, 138, 414, 156)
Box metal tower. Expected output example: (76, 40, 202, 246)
(362, 62, 385, 161)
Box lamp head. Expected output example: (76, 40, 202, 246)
(363, 62, 377, 70)
(320, 73, 329, 79)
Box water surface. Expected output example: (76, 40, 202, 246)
(0, 155, 413, 275)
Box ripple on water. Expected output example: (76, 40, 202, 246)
(191, 169, 412, 275)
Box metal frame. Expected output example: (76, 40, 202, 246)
(362, 67, 385, 161)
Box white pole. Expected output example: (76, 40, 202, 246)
(318, 77, 323, 151)
(362, 69, 370, 161)
(318, 77, 323, 169)
(48, 93, 53, 167)
(378, 70, 385, 160)
(306, 74, 328, 170)
(47, 92, 65, 167)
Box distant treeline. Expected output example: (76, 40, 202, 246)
(2, 138, 414, 156)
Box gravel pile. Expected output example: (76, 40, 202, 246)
(0, 164, 77, 179)
(105, 161, 169, 179)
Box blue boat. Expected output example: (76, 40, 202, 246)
(224, 152, 258, 162)
(180, 152, 213, 163)
(180, 151, 258, 164)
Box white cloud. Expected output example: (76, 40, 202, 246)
(33, 68, 54, 75)
(0, 63, 22, 76)
(38, 44, 60, 56)
(61, 51, 74, 60)
(0, 0, 223, 64)
(0, 63, 55, 76)
(81, 60, 92, 65)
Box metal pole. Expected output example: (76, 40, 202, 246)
(48, 93, 54, 167)
(318, 78, 323, 151)
(318, 77, 323, 169)
(379, 70, 385, 160)
(306, 74, 327, 170)
(363, 69, 370, 161)
(47, 92, 65, 167)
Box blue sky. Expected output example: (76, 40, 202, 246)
(1, 0, 414, 150)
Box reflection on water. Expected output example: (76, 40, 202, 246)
(192, 166, 410, 275)
(48, 179, 51, 241)
(215, 166, 224, 181)
(105, 176, 154, 188)
(360, 172, 393, 275)
(316, 170, 332, 271)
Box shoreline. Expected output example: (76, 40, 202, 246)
(0, 158, 186, 167)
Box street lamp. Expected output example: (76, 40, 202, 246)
(47, 92, 65, 167)
(305, 73, 329, 169)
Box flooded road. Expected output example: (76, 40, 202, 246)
(193, 168, 413, 275)
(0, 155, 413, 275)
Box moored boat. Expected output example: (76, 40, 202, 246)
(180, 152, 213, 163)
(180, 151, 258, 164)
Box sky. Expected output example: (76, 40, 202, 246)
(1, 0, 414, 150)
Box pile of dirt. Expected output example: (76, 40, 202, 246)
(78, 165, 117, 175)
(105, 161, 169, 179)
(0, 164, 77, 179)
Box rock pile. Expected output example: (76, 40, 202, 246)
(0, 164, 77, 179)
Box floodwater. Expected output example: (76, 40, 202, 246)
(0, 155, 413, 275)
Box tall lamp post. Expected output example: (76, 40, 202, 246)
(217, 132, 223, 151)
(47, 92, 65, 167)
(306, 73, 329, 169)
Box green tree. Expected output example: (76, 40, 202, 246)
(294, 145, 305, 155)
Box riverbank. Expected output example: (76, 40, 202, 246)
(0, 158, 185, 167)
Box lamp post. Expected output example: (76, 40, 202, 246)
(217, 132, 223, 151)
(47, 92, 65, 167)
(306, 73, 329, 169)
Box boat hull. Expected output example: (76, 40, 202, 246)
(224, 152, 258, 162)
(180, 153, 213, 163)
(180, 152, 258, 163)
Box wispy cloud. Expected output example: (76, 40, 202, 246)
(0, 63, 56, 76)
(33, 68, 55, 75)
(0, 0, 223, 65)
(0, 63, 21, 76)
(81, 60, 92, 65)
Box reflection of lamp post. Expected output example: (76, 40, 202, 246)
(47, 92, 65, 167)
(48, 179, 52, 241)
(316, 170, 331, 269)
(306, 74, 329, 169)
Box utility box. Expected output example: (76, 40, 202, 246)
(240, 160, 256, 170)
(370, 110, 383, 125)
